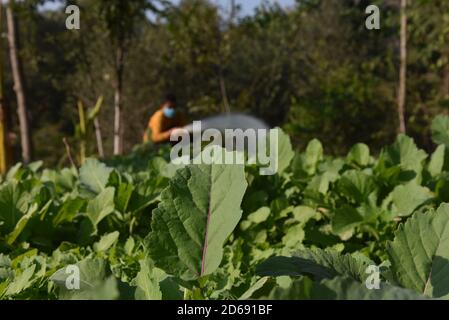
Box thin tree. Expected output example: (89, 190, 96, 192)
(216, 0, 236, 114)
(98, 0, 160, 155)
(113, 42, 125, 155)
(397, 0, 407, 134)
(6, 0, 32, 163)
(0, 3, 12, 174)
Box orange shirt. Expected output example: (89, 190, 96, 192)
(144, 109, 187, 144)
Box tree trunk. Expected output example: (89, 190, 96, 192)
(0, 3, 12, 174)
(0, 108, 12, 175)
(6, 1, 32, 163)
(218, 67, 231, 114)
(397, 0, 407, 134)
(113, 46, 124, 155)
(94, 118, 104, 158)
(229, 0, 237, 25)
(215, 1, 239, 115)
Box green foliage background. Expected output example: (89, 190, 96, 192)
(1, 0, 449, 300)
(2, 120, 449, 299)
(2, 0, 449, 165)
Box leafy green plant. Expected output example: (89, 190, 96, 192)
(1, 125, 449, 300)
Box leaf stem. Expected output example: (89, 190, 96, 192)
(183, 288, 190, 300)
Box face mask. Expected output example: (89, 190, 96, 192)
(163, 107, 176, 119)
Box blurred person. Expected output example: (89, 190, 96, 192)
(143, 94, 188, 144)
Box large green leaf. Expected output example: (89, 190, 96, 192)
(306, 175, 329, 194)
(266, 276, 312, 300)
(383, 134, 428, 169)
(0, 280, 9, 298)
(115, 182, 134, 213)
(50, 258, 119, 300)
(5, 203, 38, 245)
(79, 158, 113, 195)
(4, 265, 36, 297)
(293, 139, 323, 177)
(314, 277, 427, 300)
(384, 182, 433, 217)
(291, 206, 320, 224)
(147, 162, 248, 281)
(41, 167, 77, 192)
(380, 134, 427, 183)
(52, 198, 85, 226)
(93, 231, 120, 253)
(256, 248, 370, 282)
(133, 259, 162, 300)
(435, 174, 449, 202)
(431, 115, 449, 147)
(302, 139, 323, 176)
(132, 258, 182, 300)
(266, 276, 427, 300)
(78, 188, 116, 242)
(387, 204, 449, 299)
(239, 277, 270, 300)
(347, 143, 370, 167)
(428, 145, 445, 177)
(240, 207, 270, 231)
(0, 183, 29, 234)
(332, 205, 365, 237)
(282, 224, 305, 248)
(86, 187, 115, 229)
(336, 170, 377, 203)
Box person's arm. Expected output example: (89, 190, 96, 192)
(149, 112, 172, 143)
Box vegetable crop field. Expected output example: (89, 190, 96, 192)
(1, 116, 449, 300)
